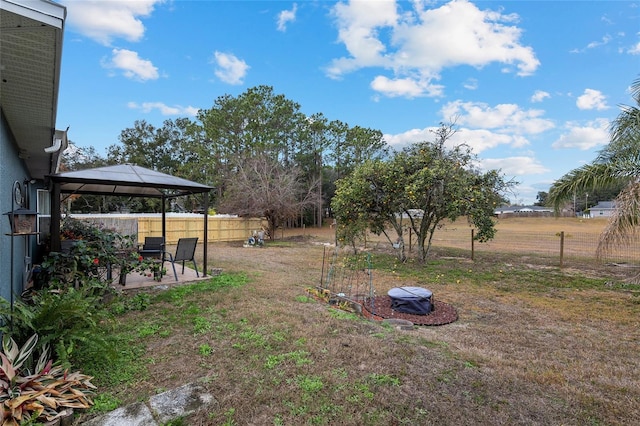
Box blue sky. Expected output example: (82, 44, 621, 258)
(55, 0, 639, 204)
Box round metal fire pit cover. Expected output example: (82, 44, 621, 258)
(388, 286, 433, 315)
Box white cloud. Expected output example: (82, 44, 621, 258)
(383, 127, 433, 149)
(384, 100, 555, 154)
(628, 41, 640, 55)
(327, 0, 398, 77)
(277, 3, 298, 32)
(370, 76, 443, 98)
(586, 34, 612, 49)
(455, 128, 529, 153)
(441, 100, 555, 135)
(128, 102, 199, 116)
(576, 88, 609, 110)
(507, 182, 546, 205)
(531, 90, 550, 103)
(463, 78, 478, 90)
(384, 126, 527, 155)
(103, 49, 159, 81)
(551, 118, 610, 150)
(62, 0, 164, 45)
(328, 0, 539, 98)
(212, 52, 250, 85)
(480, 156, 550, 175)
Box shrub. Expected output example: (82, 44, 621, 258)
(41, 217, 137, 291)
(0, 334, 95, 424)
(0, 286, 110, 369)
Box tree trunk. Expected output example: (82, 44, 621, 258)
(316, 153, 323, 227)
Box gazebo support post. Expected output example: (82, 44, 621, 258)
(161, 195, 166, 241)
(203, 191, 209, 277)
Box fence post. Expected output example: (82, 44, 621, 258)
(471, 229, 475, 261)
(559, 231, 564, 268)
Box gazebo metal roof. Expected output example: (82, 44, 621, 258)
(47, 164, 213, 277)
(48, 164, 213, 198)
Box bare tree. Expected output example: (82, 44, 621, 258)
(218, 156, 319, 237)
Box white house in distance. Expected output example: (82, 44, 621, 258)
(493, 205, 554, 217)
(588, 201, 617, 218)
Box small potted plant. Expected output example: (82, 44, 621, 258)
(133, 255, 167, 282)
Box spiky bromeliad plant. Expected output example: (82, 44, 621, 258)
(0, 334, 95, 425)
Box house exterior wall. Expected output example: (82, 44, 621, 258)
(589, 208, 615, 217)
(0, 111, 32, 303)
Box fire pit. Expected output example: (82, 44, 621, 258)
(388, 286, 433, 315)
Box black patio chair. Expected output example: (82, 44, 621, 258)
(165, 237, 199, 281)
(136, 236, 171, 281)
(138, 236, 166, 260)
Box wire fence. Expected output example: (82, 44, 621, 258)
(399, 227, 640, 267)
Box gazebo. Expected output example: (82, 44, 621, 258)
(47, 164, 214, 276)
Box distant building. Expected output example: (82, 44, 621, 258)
(494, 205, 553, 216)
(588, 201, 616, 218)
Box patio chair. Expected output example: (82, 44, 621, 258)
(138, 236, 166, 259)
(135, 236, 170, 282)
(165, 237, 199, 281)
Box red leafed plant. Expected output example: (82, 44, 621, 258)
(0, 334, 95, 425)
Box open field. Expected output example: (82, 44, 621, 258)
(77, 218, 640, 425)
(357, 216, 639, 267)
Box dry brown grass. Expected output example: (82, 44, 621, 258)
(82, 218, 640, 425)
(387, 216, 640, 265)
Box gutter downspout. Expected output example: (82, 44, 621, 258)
(46, 127, 69, 174)
(46, 128, 68, 253)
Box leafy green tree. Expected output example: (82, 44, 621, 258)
(108, 119, 189, 175)
(63, 86, 390, 221)
(61, 142, 109, 171)
(535, 191, 548, 206)
(327, 121, 389, 180)
(104, 118, 201, 212)
(322, 120, 390, 227)
(59, 143, 110, 213)
(195, 86, 306, 194)
(549, 76, 640, 259)
(333, 124, 512, 262)
(331, 160, 402, 253)
(195, 86, 389, 226)
(294, 113, 331, 227)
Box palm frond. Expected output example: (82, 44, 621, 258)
(609, 75, 640, 144)
(548, 163, 626, 211)
(596, 181, 640, 257)
(609, 106, 640, 147)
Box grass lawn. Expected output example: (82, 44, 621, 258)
(76, 219, 640, 425)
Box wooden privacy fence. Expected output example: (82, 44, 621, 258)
(71, 214, 267, 245)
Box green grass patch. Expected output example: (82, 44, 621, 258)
(365, 373, 400, 387)
(90, 392, 121, 413)
(327, 308, 360, 321)
(137, 322, 161, 338)
(199, 343, 213, 356)
(264, 350, 313, 369)
(193, 316, 213, 335)
(152, 273, 249, 304)
(74, 332, 148, 389)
